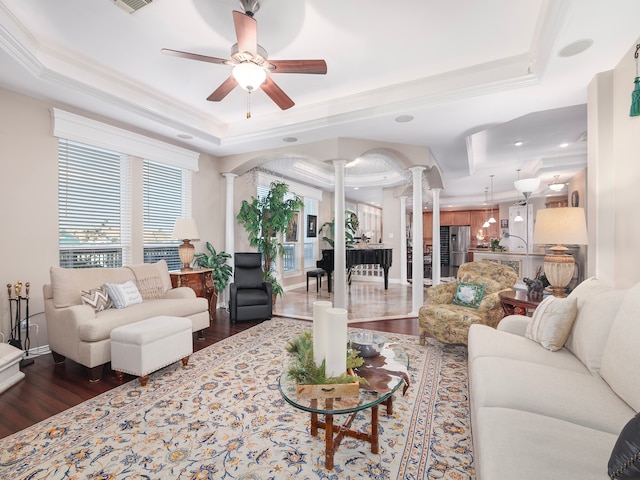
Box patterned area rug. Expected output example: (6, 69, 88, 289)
(0, 319, 474, 479)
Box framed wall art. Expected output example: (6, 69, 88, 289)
(306, 215, 317, 238)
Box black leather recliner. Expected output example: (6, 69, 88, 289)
(229, 252, 273, 323)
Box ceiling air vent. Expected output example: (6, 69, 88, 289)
(113, 0, 153, 14)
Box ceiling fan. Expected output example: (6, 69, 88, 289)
(162, 0, 327, 111)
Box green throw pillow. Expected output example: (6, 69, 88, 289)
(452, 281, 486, 309)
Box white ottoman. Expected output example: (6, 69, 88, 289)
(0, 342, 25, 393)
(111, 316, 193, 386)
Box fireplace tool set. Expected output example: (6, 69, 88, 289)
(7, 281, 34, 367)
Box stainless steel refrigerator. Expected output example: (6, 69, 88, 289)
(449, 226, 471, 268)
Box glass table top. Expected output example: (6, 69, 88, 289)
(278, 344, 409, 415)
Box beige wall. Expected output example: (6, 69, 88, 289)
(588, 37, 640, 288)
(0, 88, 224, 344)
(0, 89, 59, 345)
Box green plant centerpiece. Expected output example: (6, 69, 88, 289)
(193, 242, 233, 313)
(285, 331, 368, 386)
(236, 181, 304, 298)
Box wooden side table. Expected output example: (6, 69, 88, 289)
(499, 289, 543, 317)
(169, 269, 215, 320)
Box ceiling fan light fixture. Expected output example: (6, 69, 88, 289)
(232, 62, 266, 92)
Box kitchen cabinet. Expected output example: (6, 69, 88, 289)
(423, 212, 433, 246)
(423, 209, 500, 246)
(452, 211, 471, 225)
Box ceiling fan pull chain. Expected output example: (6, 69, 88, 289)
(247, 92, 252, 119)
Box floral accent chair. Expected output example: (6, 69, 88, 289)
(419, 261, 518, 346)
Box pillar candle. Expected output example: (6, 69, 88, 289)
(312, 301, 332, 368)
(325, 307, 348, 378)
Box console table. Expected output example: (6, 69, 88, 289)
(169, 269, 215, 320)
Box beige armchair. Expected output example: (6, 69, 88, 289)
(419, 261, 518, 345)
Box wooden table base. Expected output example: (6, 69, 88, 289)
(310, 396, 394, 470)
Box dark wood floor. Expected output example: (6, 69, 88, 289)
(0, 309, 418, 439)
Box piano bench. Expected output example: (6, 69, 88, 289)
(306, 269, 327, 292)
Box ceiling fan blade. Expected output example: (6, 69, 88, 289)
(233, 10, 257, 57)
(161, 48, 228, 65)
(261, 76, 295, 110)
(207, 76, 239, 102)
(268, 60, 327, 74)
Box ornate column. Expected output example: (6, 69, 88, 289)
(409, 166, 425, 315)
(222, 173, 237, 308)
(333, 159, 347, 309)
(399, 196, 408, 284)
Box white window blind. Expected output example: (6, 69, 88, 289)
(58, 139, 131, 268)
(143, 160, 189, 270)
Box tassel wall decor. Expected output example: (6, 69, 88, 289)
(630, 43, 640, 118)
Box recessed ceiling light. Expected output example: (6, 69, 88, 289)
(514, 140, 523, 147)
(353, 187, 359, 190)
(283, 137, 298, 143)
(177, 133, 193, 140)
(558, 39, 593, 58)
(559, 142, 569, 148)
(395, 115, 414, 123)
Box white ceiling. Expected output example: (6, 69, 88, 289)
(1, 0, 638, 207)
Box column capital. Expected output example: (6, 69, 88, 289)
(222, 172, 238, 180)
(408, 166, 426, 174)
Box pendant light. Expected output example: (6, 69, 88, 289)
(488, 175, 496, 224)
(548, 175, 565, 192)
(482, 187, 490, 228)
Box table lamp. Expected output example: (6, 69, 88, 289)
(532, 207, 588, 297)
(172, 218, 200, 271)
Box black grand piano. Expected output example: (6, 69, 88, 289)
(316, 248, 393, 293)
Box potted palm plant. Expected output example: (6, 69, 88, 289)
(236, 181, 304, 299)
(194, 242, 233, 315)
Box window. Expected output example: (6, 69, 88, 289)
(58, 140, 190, 270)
(143, 160, 189, 270)
(303, 197, 318, 269)
(58, 139, 130, 268)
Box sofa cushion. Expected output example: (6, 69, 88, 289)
(471, 356, 635, 434)
(565, 287, 626, 375)
(51, 266, 135, 308)
(525, 295, 577, 352)
(608, 412, 640, 480)
(452, 281, 485, 309)
(601, 281, 640, 412)
(105, 281, 143, 309)
(126, 260, 171, 299)
(78, 297, 208, 342)
(80, 285, 112, 312)
(473, 407, 618, 480)
(468, 324, 591, 374)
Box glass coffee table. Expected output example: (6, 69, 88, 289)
(278, 344, 409, 470)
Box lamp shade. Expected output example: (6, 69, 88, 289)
(532, 207, 588, 246)
(232, 63, 267, 92)
(172, 218, 200, 241)
(514, 178, 541, 194)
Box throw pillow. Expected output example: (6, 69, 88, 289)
(452, 282, 486, 309)
(608, 413, 640, 479)
(105, 281, 143, 309)
(80, 285, 112, 312)
(525, 295, 578, 351)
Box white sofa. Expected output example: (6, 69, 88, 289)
(468, 277, 639, 479)
(43, 260, 209, 381)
